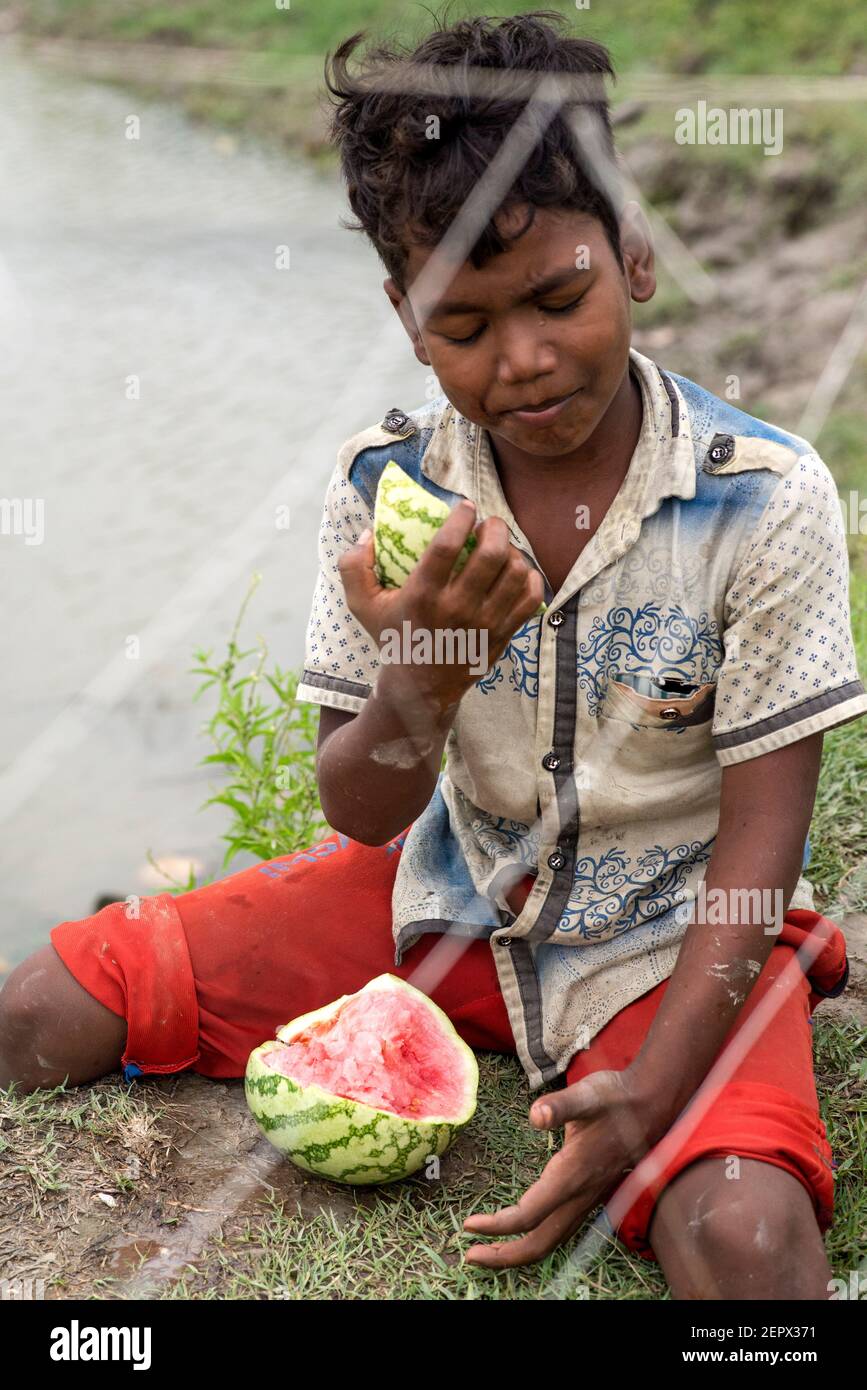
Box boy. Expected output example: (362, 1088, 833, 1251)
(1, 13, 865, 1298)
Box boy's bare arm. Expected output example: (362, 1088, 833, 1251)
(463, 733, 828, 1267)
(624, 732, 824, 1138)
(314, 671, 458, 846)
(315, 502, 543, 844)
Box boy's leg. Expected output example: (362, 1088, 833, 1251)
(1, 831, 513, 1091)
(565, 910, 846, 1300)
(648, 1156, 832, 1300)
(0, 944, 128, 1091)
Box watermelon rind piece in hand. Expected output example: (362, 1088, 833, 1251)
(373, 461, 546, 614)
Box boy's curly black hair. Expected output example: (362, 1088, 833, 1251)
(324, 8, 622, 294)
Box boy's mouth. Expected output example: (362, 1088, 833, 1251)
(500, 387, 580, 426)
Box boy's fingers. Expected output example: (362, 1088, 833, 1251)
(480, 554, 543, 629)
(530, 1094, 566, 1130)
(413, 499, 478, 588)
(337, 529, 380, 610)
(448, 515, 512, 598)
(482, 575, 547, 664)
(531, 1070, 634, 1131)
(464, 1198, 586, 1269)
(464, 1145, 585, 1237)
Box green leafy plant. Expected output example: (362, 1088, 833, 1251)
(190, 573, 326, 869)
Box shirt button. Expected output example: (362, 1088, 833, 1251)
(542, 751, 561, 771)
(498, 935, 513, 949)
(381, 407, 415, 437)
(548, 610, 565, 629)
(547, 849, 567, 871)
(705, 433, 735, 468)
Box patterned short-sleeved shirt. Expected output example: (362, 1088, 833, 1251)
(298, 349, 867, 1089)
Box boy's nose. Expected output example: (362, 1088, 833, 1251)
(492, 320, 558, 391)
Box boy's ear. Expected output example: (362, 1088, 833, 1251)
(618, 201, 656, 304)
(383, 276, 432, 367)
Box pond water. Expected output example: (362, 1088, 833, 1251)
(0, 47, 428, 965)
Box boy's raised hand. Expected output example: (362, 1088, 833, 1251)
(338, 500, 544, 707)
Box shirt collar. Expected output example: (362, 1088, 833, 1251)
(626, 347, 696, 518)
(420, 349, 697, 601)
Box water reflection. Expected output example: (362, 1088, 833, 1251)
(0, 49, 426, 960)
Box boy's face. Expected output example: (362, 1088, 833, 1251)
(384, 204, 655, 460)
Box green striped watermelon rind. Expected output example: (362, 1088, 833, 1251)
(372, 460, 546, 614)
(244, 974, 479, 1187)
(374, 460, 476, 590)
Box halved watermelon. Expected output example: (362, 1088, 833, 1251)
(245, 974, 479, 1185)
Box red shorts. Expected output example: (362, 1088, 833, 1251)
(50, 831, 848, 1262)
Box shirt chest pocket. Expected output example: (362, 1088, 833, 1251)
(602, 671, 717, 731)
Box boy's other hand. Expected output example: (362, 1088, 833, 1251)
(462, 1068, 653, 1269)
(339, 502, 544, 707)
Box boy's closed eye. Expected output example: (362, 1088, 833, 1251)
(441, 292, 588, 346)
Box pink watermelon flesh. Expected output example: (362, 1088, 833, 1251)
(263, 989, 467, 1120)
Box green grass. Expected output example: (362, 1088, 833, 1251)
(809, 569, 867, 912)
(15, 1027, 854, 1303)
(816, 1016, 867, 1276)
(123, 1051, 673, 1300)
(2, 1031, 864, 1299)
(9, 1, 867, 169)
(0, 1077, 170, 1257)
(168, 1014, 867, 1299)
(12, 0, 866, 75)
